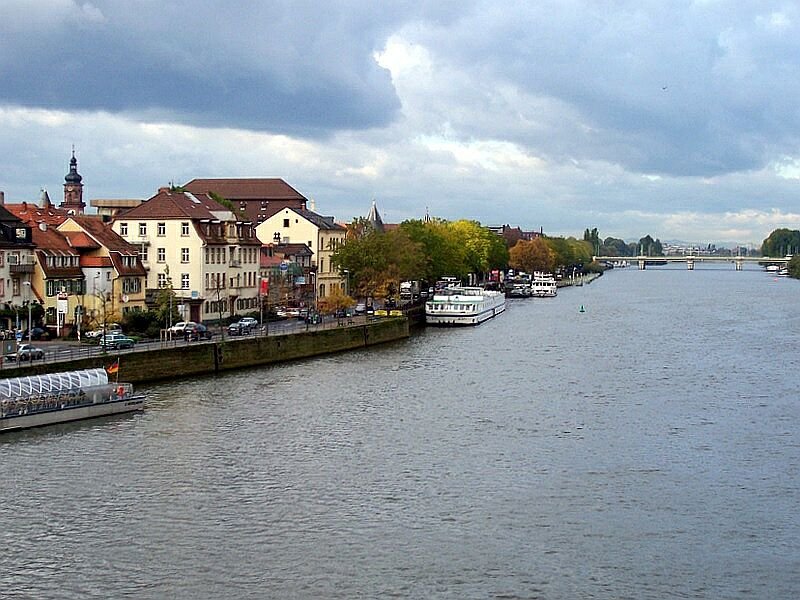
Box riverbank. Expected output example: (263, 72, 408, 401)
(7, 317, 410, 384)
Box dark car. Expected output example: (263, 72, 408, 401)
(185, 323, 214, 341)
(22, 327, 48, 341)
(228, 321, 253, 336)
(384, 297, 397, 309)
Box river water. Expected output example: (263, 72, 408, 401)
(2, 265, 799, 599)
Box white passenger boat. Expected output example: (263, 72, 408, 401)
(531, 272, 558, 297)
(0, 368, 145, 433)
(425, 285, 506, 325)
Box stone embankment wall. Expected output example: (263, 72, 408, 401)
(13, 318, 409, 385)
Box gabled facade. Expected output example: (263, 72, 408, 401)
(112, 187, 262, 323)
(58, 216, 147, 323)
(255, 207, 347, 300)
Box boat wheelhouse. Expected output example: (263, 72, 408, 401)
(1, 368, 145, 433)
(425, 286, 506, 326)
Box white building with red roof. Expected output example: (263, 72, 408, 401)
(112, 187, 262, 323)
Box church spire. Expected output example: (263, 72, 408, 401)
(366, 199, 384, 233)
(62, 148, 85, 213)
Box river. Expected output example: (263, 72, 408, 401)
(2, 264, 799, 599)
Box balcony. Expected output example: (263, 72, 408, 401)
(8, 256, 35, 274)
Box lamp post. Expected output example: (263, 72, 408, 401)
(342, 269, 349, 298)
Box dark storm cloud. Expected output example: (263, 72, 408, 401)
(0, 0, 455, 135)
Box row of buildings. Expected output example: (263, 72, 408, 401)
(0, 154, 347, 335)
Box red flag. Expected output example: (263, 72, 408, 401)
(260, 278, 269, 295)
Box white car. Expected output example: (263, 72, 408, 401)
(169, 321, 196, 335)
(239, 317, 258, 329)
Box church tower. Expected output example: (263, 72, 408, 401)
(62, 149, 85, 214)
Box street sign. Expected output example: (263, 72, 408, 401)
(15, 331, 22, 342)
(280, 262, 288, 272)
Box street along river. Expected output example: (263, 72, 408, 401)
(1, 264, 799, 599)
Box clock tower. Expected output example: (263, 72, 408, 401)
(62, 149, 85, 214)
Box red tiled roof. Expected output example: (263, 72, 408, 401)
(117, 188, 228, 220)
(66, 215, 141, 254)
(5, 202, 69, 226)
(80, 256, 114, 268)
(183, 178, 308, 201)
(62, 231, 101, 249)
(183, 178, 308, 224)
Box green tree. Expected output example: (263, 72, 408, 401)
(637, 235, 663, 256)
(762, 228, 800, 257)
(788, 255, 800, 279)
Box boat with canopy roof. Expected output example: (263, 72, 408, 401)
(0, 368, 145, 433)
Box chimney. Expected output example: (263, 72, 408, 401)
(0, 191, 4, 204)
(158, 186, 171, 194)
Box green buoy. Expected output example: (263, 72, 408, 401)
(579, 305, 585, 313)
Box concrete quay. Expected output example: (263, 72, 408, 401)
(4, 317, 410, 385)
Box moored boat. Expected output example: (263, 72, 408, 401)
(531, 272, 558, 297)
(0, 368, 145, 433)
(425, 285, 506, 325)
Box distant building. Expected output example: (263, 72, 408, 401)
(90, 198, 145, 221)
(487, 224, 543, 247)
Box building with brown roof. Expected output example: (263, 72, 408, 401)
(182, 178, 308, 224)
(112, 187, 262, 324)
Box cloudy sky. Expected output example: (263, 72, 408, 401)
(2, 0, 800, 246)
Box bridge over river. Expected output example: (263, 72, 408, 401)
(593, 254, 791, 270)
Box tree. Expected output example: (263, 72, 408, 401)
(638, 235, 663, 256)
(762, 228, 800, 257)
(788, 255, 800, 279)
(509, 238, 555, 273)
(316, 287, 353, 314)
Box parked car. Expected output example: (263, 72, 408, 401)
(169, 321, 196, 335)
(7, 343, 45, 361)
(239, 317, 258, 329)
(99, 333, 135, 349)
(185, 323, 214, 341)
(228, 321, 253, 336)
(354, 303, 367, 315)
(22, 327, 48, 341)
(85, 323, 122, 339)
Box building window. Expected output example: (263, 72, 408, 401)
(138, 223, 147, 236)
(120, 223, 128, 236)
(139, 244, 148, 263)
(157, 248, 166, 263)
(181, 273, 189, 289)
(157, 222, 166, 236)
(157, 273, 166, 288)
(181, 248, 189, 263)
(283, 218, 290, 228)
(181, 222, 190, 236)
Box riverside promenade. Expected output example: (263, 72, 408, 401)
(1, 316, 410, 384)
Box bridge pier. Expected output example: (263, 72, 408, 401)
(735, 258, 743, 271)
(687, 257, 695, 270)
(638, 258, 646, 270)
